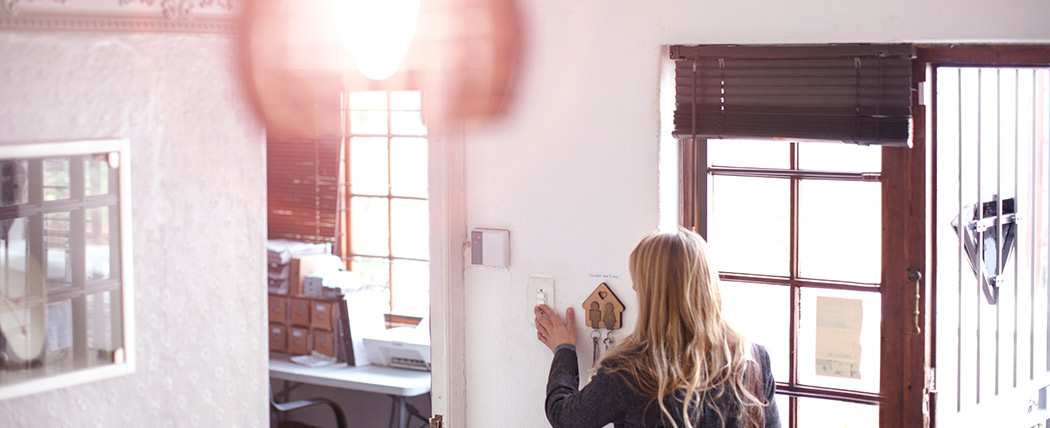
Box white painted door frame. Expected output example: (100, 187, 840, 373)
(428, 122, 468, 427)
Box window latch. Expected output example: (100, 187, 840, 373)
(907, 268, 922, 336)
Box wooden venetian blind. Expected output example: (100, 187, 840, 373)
(266, 71, 344, 244)
(671, 44, 915, 146)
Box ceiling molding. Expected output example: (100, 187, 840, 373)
(0, 0, 239, 33)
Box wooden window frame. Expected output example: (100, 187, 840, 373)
(686, 138, 883, 426)
(339, 90, 429, 315)
(682, 44, 1050, 428)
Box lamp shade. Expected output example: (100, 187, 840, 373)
(239, 0, 524, 135)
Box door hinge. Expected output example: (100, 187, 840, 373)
(429, 414, 444, 428)
(923, 368, 937, 427)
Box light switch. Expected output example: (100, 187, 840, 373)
(527, 276, 555, 326)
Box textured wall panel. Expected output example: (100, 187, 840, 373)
(0, 31, 267, 427)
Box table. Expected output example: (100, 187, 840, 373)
(270, 357, 432, 428)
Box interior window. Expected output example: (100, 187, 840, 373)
(342, 90, 429, 319)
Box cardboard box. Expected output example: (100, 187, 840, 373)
(268, 295, 288, 324)
(269, 323, 287, 352)
(289, 298, 311, 327)
(290, 254, 343, 296)
(288, 327, 310, 355)
(311, 300, 335, 330)
(313, 330, 336, 358)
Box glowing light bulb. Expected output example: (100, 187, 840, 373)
(334, 0, 421, 81)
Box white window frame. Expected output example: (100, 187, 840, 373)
(0, 138, 135, 401)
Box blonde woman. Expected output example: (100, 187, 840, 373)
(534, 229, 780, 428)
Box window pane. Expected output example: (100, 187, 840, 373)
(798, 180, 880, 283)
(45, 299, 74, 370)
(86, 206, 113, 281)
(796, 397, 878, 428)
(85, 291, 118, 359)
(0, 160, 28, 206)
(391, 259, 428, 317)
(44, 158, 70, 201)
(774, 394, 790, 427)
(390, 91, 422, 111)
(350, 256, 390, 310)
(349, 91, 387, 110)
(797, 288, 881, 393)
(390, 138, 427, 198)
(84, 154, 112, 196)
(350, 137, 389, 196)
(708, 139, 790, 169)
(721, 281, 790, 381)
(0, 218, 30, 298)
(390, 111, 425, 136)
(391, 199, 428, 260)
(350, 196, 389, 256)
(44, 211, 71, 289)
(709, 176, 790, 275)
(350, 110, 388, 135)
(798, 141, 882, 173)
(351, 256, 390, 286)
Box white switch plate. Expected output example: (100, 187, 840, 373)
(527, 276, 555, 327)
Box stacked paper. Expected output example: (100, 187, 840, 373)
(267, 239, 330, 294)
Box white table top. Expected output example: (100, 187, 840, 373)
(269, 358, 432, 397)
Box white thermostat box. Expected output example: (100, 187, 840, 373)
(470, 229, 509, 267)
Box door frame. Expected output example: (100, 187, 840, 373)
(428, 120, 468, 427)
(904, 44, 1050, 428)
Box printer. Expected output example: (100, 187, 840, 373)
(362, 324, 431, 371)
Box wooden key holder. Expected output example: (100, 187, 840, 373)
(582, 282, 625, 330)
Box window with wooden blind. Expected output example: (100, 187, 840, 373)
(264, 72, 430, 318)
(265, 71, 344, 245)
(674, 44, 920, 428)
(678, 44, 1050, 428)
(671, 44, 914, 146)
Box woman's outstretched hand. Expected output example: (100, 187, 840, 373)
(535, 305, 576, 353)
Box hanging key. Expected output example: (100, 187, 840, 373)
(591, 330, 601, 366)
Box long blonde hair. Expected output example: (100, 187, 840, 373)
(599, 229, 765, 428)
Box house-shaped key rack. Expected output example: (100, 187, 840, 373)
(582, 282, 625, 330)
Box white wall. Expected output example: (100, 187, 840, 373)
(0, 31, 267, 427)
(457, 0, 1050, 426)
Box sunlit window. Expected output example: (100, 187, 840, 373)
(342, 91, 429, 319)
(705, 138, 882, 427)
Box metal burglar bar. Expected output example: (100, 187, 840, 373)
(934, 66, 1050, 427)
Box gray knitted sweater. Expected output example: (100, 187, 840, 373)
(545, 344, 781, 428)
